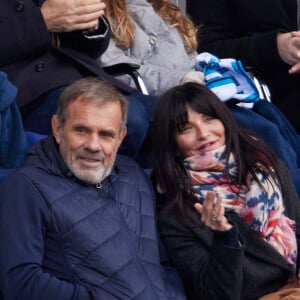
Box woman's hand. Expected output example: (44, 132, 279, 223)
(194, 191, 232, 231)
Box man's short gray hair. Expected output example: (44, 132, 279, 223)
(56, 77, 128, 129)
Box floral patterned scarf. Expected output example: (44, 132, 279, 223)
(184, 145, 297, 266)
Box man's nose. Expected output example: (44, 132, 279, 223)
(84, 134, 102, 152)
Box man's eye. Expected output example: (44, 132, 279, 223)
(99, 131, 115, 139)
(75, 127, 86, 134)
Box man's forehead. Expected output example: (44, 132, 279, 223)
(67, 97, 121, 113)
(65, 98, 122, 129)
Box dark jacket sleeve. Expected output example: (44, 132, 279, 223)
(58, 16, 111, 60)
(157, 233, 187, 299)
(0, 0, 110, 66)
(138, 168, 187, 299)
(0, 172, 92, 300)
(186, 0, 283, 67)
(0, 0, 52, 66)
(158, 212, 245, 300)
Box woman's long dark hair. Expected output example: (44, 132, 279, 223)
(152, 82, 289, 220)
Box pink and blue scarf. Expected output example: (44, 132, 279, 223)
(184, 146, 297, 266)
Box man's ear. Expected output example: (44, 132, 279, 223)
(51, 115, 62, 144)
(118, 127, 127, 147)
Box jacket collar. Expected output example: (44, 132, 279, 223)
(26, 135, 121, 188)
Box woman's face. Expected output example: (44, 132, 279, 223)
(175, 106, 226, 158)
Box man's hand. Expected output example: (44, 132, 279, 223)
(41, 0, 105, 32)
(277, 31, 300, 74)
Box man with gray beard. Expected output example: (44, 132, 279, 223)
(0, 78, 186, 300)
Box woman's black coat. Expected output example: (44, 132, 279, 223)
(158, 164, 300, 300)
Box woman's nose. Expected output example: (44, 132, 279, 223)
(196, 124, 208, 140)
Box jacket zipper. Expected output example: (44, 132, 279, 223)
(113, 196, 158, 299)
(95, 173, 159, 298)
(95, 182, 102, 189)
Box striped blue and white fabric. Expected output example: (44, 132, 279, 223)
(195, 52, 260, 106)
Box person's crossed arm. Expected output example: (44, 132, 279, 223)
(0, 173, 93, 300)
(41, 0, 105, 33)
(277, 31, 300, 74)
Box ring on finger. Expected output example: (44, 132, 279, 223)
(210, 215, 217, 224)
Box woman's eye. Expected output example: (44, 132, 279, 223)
(181, 126, 192, 133)
(204, 116, 214, 122)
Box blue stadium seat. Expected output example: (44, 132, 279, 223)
(0, 131, 46, 183)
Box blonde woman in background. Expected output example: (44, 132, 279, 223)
(100, 0, 203, 96)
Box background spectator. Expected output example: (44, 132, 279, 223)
(186, 0, 300, 132)
(100, 0, 203, 96)
(0, 0, 157, 159)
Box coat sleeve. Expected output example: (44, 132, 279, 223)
(186, 0, 282, 68)
(0, 0, 110, 66)
(133, 166, 186, 299)
(0, 0, 52, 66)
(158, 212, 245, 300)
(99, 37, 196, 96)
(58, 16, 111, 59)
(0, 172, 92, 300)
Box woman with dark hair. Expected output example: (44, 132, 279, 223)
(152, 82, 300, 299)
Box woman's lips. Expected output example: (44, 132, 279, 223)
(197, 141, 217, 152)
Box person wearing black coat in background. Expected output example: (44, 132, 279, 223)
(186, 0, 300, 133)
(0, 0, 122, 116)
(0, 0, 158, 159)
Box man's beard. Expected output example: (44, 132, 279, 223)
(71, 148, 114, 184)
(60, 141, 116, 185)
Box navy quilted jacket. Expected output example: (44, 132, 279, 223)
(0, 136, 186, 300)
